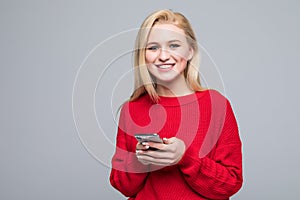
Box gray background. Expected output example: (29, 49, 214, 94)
(1, 0, 299, 199)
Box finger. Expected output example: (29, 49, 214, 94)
(136, 156, 151, 165)
(136, 143, 149, 150)
(138, 149, 174, 160)
(136, 150, 152, 165)
(163, 137, 176, 144)
(137, 155, 174, 166)
(145, 142, 165, 150)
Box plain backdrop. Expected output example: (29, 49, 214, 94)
(1, 0, 299, 199)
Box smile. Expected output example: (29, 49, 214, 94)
(155, 63, 175, 70)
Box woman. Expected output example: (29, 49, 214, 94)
(110, 9, 243, 200)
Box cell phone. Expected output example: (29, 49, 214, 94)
(134, 133, 163, 143)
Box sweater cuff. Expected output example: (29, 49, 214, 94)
(112, 149, 149, 173)
(126, 153, 150, 173)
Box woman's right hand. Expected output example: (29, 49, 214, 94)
(136, 142, 150, 165)
(135, 137, 186, 166)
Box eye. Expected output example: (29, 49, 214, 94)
(169, 44, 180, 49)
(147, 45, 159, 51)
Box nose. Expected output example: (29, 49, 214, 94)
(158, 48, 170, 62)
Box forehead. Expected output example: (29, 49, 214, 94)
(147, 23, 187, 42)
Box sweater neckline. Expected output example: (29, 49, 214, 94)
(156, 90, 208, 106)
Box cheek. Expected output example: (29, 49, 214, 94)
(145, 51, 158, 63)
(175, 48, 190, 60)
(174, 53, 189, 72)
(177, 60, 188, 73)
(172, 53, 188, 69)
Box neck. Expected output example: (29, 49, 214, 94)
(156, 75, 194, 97)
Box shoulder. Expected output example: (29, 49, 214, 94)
(128, 93, 153, 107)
(119, 94, 152, 115)
(196, 89, 228, 103)
(196, 89, 235, 119)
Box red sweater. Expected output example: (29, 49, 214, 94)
(110, 90, 243, 200)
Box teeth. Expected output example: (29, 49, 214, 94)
(157, 64, 173, 69)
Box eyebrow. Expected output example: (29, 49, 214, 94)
(168, 40, 182, 43)
(146, 40, 182, 46)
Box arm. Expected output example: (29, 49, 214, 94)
(178, 100, 243, 199)
(110, 103, 149, 197)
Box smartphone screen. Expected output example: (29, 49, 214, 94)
(134, 133, 163, 143)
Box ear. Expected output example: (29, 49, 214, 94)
(187, 46, 194, 61)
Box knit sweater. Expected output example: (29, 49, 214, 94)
(110, 90, 243, 200)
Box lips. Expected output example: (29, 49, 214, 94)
(155, 63, 175, 70)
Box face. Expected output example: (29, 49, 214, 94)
(145, 23, 193, 84)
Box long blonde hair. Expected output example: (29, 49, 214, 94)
(130, 9, 204, 102)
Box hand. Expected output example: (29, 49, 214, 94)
(136, 142, 151, 165)
(136, 137, 186, 166)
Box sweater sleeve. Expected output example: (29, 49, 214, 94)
(110, 103, 149, 197)
(178, 100, 243, 199)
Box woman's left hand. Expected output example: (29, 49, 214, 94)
(136, 137, 186, 166)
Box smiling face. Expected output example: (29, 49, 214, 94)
(145, 23, 194, 85)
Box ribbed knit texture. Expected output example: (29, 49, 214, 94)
(110, 90, 243, 200)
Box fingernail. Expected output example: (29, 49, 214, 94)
(136, 150, 142, 154)
(142, 142, 149, 146)
(145, 145, 149, 149)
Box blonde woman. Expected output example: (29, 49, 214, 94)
(110, 9, 243, 200)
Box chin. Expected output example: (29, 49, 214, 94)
(155, 75, 183, 85)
